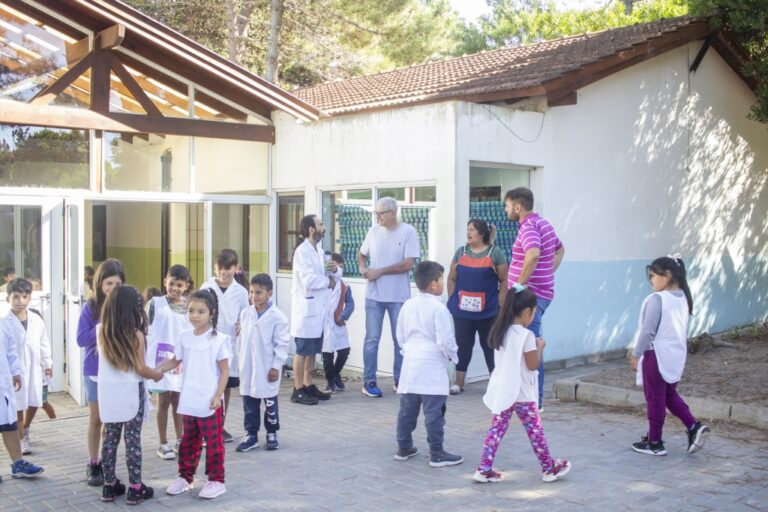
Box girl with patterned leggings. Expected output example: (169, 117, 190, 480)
(97, 286, 164, 505)
(474, 286, 571, 483)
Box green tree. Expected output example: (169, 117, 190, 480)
(687, 0, 768, 123)
(476, 0, 688, 48)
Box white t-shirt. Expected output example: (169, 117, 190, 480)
(517, 332, 539, 403)
(175, 328, 230, 418)
(360, 223, 420, 303)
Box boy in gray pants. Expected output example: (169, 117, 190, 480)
(393, 261, 462, 467)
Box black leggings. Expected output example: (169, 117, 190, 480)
(323, 348, 351, 384)
(453, 316, 495, 373)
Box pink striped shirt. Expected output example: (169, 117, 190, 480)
(507, 213, 562, 301)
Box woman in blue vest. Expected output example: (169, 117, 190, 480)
(447, 219, 508, 394)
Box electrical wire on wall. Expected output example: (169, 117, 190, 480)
(482, 104, 546, 143)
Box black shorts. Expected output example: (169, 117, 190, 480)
(227, 377, 240, 389)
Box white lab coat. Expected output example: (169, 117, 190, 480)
(396, 293, 458, 396)
(238, 305, 290, 398)
(1, 311, 51, 411)
(483, 325, 531, 414)
(323, 282, 351, 352)
(0, 327, 21, 425)
(201, 278, 249, 377)
(635, 291, 689, 385)
(290, 240, 340, 339)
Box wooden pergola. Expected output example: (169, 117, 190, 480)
(0, 0, 321, 143)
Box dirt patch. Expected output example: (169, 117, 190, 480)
(581, 325, 768, 408)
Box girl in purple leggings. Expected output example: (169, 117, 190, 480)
(630, 256, 710, 456)
(473, 285, 571, 483)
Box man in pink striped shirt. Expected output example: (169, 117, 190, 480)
(504, 187, 565, 409)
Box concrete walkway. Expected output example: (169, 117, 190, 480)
(1, 363, 767, 511)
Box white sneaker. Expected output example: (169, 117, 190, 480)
(166, 476, 193, 495)
(199, 480, 226, 499)
(449, 384, 462, 395)
(157, 443, 176, 460)
(21, 437, 31, 455)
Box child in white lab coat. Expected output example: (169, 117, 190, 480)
(200, 249, 249, 443)
(474, 285, 570, 484)
(322, 253, 354, 393)
(2, 278, 52, 456)
(0, 297, 44, 481)
(236, 274, 289, 452)
(394, 261, 462, 468)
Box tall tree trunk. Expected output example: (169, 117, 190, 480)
(265, 0, 284, 84)
(621, 0, 635, 15)
(226, 0, 257, 66)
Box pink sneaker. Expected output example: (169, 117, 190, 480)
(166, 477, 193, 495)
(199, 481, 226, 499)
(473, 468, 504, 483)
(542, 459, 571, 482)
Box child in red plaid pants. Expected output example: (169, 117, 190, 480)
(159, 290, 230, 500)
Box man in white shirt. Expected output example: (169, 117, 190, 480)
(290, 215, 337, 406)
(357, 197, 420, 398)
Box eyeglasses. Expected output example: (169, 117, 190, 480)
(375, 210, 393, 217)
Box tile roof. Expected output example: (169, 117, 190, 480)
(295, 16, 709, 116)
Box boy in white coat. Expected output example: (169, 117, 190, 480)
(394, 261, 463, 468)
(201, 249, 249, 443)
(236, 274, 289, 452)
(0, 282, 44, 480)
(2, 278, 52, 456)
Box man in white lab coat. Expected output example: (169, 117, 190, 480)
(290, 215, 339, 406)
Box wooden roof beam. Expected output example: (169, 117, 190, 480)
(0, 99, 275, 143)
(30, 51, 93, 105)
(66, 24, 125, 64)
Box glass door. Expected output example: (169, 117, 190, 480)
(0, 196, 64, 392)
(64, 198, 85, 405)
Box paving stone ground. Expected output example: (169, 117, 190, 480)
(1, 364, 767, 511)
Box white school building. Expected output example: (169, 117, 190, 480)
(0, 2, 765, 402)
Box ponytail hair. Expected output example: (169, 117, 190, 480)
(468, 218, 496, 246)
(189, 289, 219, 335)
(487, 286, 538, 350)
(647, 256, 694, 315)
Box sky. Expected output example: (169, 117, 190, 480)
(448, 0, 607, 21)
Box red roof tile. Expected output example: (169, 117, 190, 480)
(295, 16, 709, 116)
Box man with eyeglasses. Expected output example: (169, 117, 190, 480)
(357, 197, 420, 398)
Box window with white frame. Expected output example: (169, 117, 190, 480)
(321, 186, 436, 279)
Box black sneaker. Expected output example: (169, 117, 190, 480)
(429, 451, 464, 467)
(394, 447, 418, 461)
(222, 429, 234, 444)
(687, 422, 710, 454)
(292, 387, 318, 405)
(126, 483, 154, 505)
(101, 480, 127, 502)
(334, 374, 345, 391)
(265, 432, 279, 450)
(632, 436, 667, 456)
(306, 384, 331, 401)
(86, 462, 104, 486)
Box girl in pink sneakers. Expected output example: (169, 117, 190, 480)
(473, 285, 571, 484)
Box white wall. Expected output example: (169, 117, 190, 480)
(458, 42, 768, 362)
(272, 41, 768, 378)
(272, 103, 457, 378)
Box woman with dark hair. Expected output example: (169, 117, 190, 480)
(446, 219, 508, 393)
(77, 259, 125, 487)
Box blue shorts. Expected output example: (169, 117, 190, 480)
(295, 337, 323, 356)
(0, 398, 17, 431)
(84, 376, 98, 403)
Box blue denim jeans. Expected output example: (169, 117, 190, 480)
(363, 299, 404, 384)
(527, 297, 551, 407)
